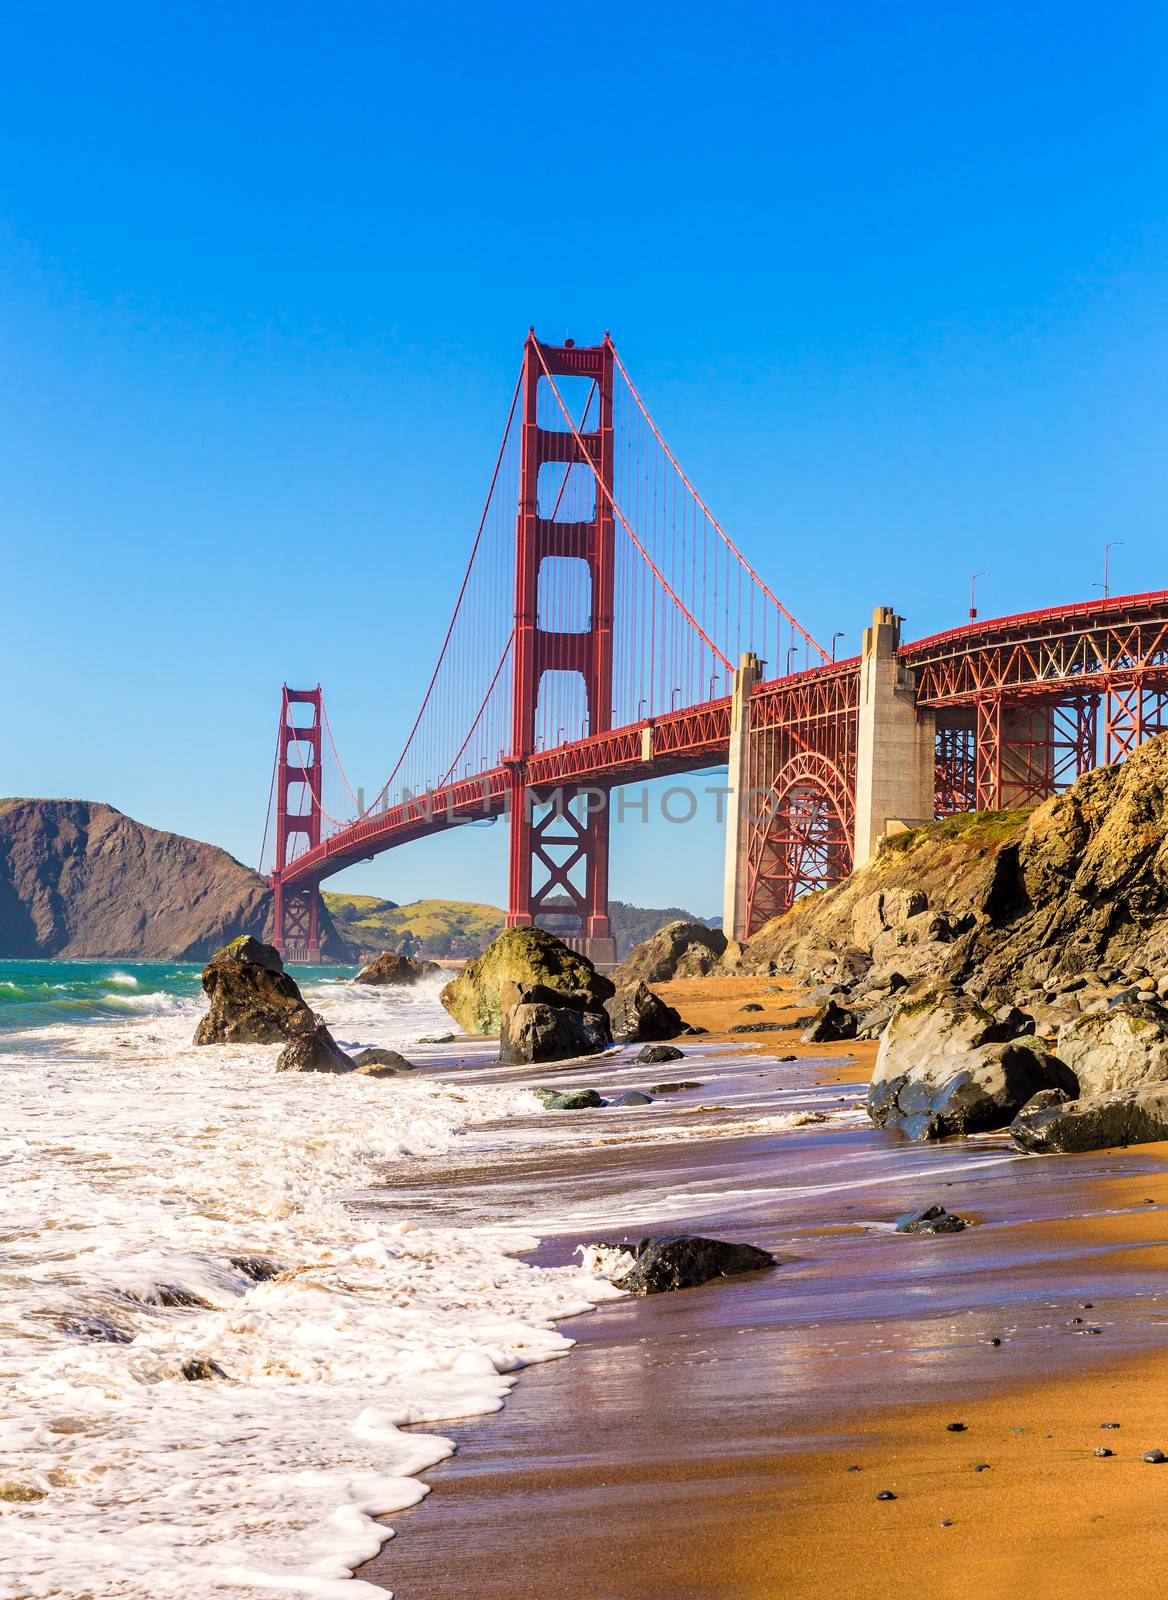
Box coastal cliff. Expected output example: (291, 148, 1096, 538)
(0, 798, 278, 961)
(744, 730, 1168, 998)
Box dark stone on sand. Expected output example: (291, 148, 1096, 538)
(946, 1422, 967, 1432)
(352, 1047, 415, 1075)
(276, 1023, 355, 1074)
(649, 1080, 704, 1093)
(610, 1233, 776, 1296)
(740, 1002, 764, 1012)
(194, 936, 317, 1045)
(1143, 1449, 1167, 1464)
(801, 999, 858, 1044)
(1011, 1082, 1168, 1154)
(418, 1033, 456, 1044)
(610, 1090, 654, 1107)
(636, 1043, 685, 1065)
(895, 1204, 967, 1235)
(729, 1021, 792, 1034)
(876, 1490, 897, 1501)
(534, 1087, 607, 1111)
(604, 980, 684, 1043)
(1094, 1447, 1114, 1457)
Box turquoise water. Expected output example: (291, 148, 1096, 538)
(0, 958, 353, 1031)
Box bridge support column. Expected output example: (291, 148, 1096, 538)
(722, 650, 760, 941)
(272, 685, 323, 963)
(507, 333, 617, 967)
(853, 607, 934, 867)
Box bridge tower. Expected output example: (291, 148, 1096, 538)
(271, 684, 323, 963)
(507, 333, 617, 965)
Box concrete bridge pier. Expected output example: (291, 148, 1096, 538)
(852, 606, 935, 868)
(722, 651, 761, 941)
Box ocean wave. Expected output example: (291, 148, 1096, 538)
(0, 978, 618, 1598)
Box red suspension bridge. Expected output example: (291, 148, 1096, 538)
(263, 332, 1168, 962)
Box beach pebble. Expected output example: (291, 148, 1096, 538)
(1143, 1450, 1167, 1464)
(846, 1465, 861, 1472)
(946, 1422, 967, 1432)
(987, 1337, 1002, 1346)
(1094, 1447, 1114, 1458)
(974, 1463, 990, 1471)
(1101, 1422, 1121, 1429)
(876, 1490, 897, 1501)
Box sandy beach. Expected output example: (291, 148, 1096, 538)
(362, 976, 1168, 1600)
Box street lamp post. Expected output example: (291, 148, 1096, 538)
(970, 572, 989, 621)
(831, 631, 846, 661)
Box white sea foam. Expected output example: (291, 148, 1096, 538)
(0, 978, 621, 1598)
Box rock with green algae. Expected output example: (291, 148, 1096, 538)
(1054, 1001, 1168, 1095)
(440, 927, 613, 1036)
(194, 937, 317, 1046)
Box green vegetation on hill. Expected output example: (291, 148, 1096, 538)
(322, 892, 718, 961)
(322, 895, 504, 959)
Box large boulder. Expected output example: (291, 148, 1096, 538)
(869, 1038, 1078, 1140)
(194, 937, 317, 1045)
(354, 952, 426, 987)
(440, 927, 614, 1035)
(1011, 1084, 1168, 1153)
(499, 1001, 612, 1064)
(604, 980, 683, 1042)
(872, 987, 1016, 1086)
(610, 1234, 776, 1295)
(1054, 1001, 1168, 1095)
(615, 920, 727, 985)
(275, 1023, 354, 1074)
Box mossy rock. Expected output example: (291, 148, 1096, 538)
(440, 927, 614, 1036)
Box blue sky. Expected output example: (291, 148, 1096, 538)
(2, 2, 1165, 914)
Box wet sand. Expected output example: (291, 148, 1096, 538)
(359, 977, 1168, 1599)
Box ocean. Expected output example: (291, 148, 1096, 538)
(0, 959, 619, 1598)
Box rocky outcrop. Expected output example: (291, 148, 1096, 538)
(353, 951, 427, 986)
(1053, 1001, 1168, 1095)
(0, 798, 350, 961)
(744, 734, 1168, 1005)
(193, 938, 317, 1045)
(615, 920, 728, 985)
(609, 1234, 776, 1295)
(440, 927, 614, 1036)
(499, 999, 611, 1064)
(1011, 1083, 1168, 1153)
(276, 1023, 354, 1074)
(604, 980, 683, 1042)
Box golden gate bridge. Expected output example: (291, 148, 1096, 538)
(261, 332, 1168, 962)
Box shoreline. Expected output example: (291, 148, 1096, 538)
(361, 975, 1168, 1599)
